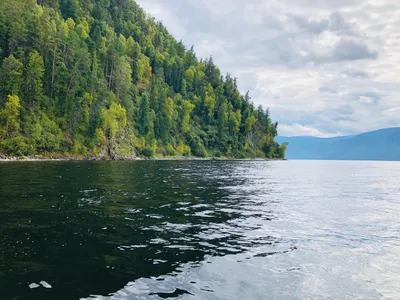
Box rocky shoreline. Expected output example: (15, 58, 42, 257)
(0, 155, 278, 162)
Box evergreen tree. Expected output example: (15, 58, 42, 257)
(0, 0, 285, 159)
(25, 51, 44, 109)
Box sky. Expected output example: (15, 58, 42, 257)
(135, 0, 400, 137)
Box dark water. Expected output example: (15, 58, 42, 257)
(1, 160, 400, 300)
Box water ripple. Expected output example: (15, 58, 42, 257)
(1, 160, 400, 299)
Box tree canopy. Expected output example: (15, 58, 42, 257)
(0, 0, 285, 159)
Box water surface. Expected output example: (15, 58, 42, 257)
(1, 160, 400, 299)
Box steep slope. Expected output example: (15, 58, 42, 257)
(277, 127, 400, 161)
(0, 0, 285, 159)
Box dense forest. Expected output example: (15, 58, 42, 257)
(0, 0, 286, 159)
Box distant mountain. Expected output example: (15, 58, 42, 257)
(276, 127, 400, 161)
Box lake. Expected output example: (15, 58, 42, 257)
(1, 160, 400, 299)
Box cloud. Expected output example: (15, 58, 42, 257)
(292, 12, 356, 36)
(319, 87, 338, 94)
(343, 70, 371, 78)
(291, 15, 329, 35)
(135, 0, 400, 136)
(278, 124, 340, 137)
(352, 92, 382, 103)
(358, 96, 374, 104)
(331, 39, 378, 61)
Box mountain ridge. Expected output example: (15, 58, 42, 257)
(276, 127, 400, 161)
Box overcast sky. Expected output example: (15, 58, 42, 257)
(135, 0, 400, 137)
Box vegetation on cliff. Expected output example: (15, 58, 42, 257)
(0, 0, 285, 159)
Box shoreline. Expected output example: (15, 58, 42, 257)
(0, 155, 284, 162)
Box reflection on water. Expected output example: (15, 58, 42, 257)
(1, 160, 400, 299)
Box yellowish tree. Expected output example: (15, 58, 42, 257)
(1, 95, 22, 137)
(182, 100, 195, 133)
(101, 103, 127, 139)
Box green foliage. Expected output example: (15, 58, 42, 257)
(177, 141, 191, 156)
(1, 55, 23, 96)
(25, 112, 64, 153)
(140, 146, 154, 157)
(1, 95, 21, 138)
(229, 110, 241, 135)
(0, 0, 285, 159)
(279, 142, 288, 159)
(181, 100, 194, 134)
(186, 133, 208, 158)
(25, 51, 44, 108)
(93, 128, 106, 155)
(166, 144, 177, 156)
(101, 103, 127, 139)
(1, 136, 35, 156)
(137, 93, 150, 136)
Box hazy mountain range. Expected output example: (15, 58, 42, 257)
(276, 127, 400, 161)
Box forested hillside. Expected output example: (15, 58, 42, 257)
(0, 0, 285, 159)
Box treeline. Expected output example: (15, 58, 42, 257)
(0, 0, 286, 159)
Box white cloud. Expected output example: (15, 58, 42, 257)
(278, 124, 340, 137)
(134, 1, 187, 40)
(358, 96, 374, 104)
(135, 0, 400, 136)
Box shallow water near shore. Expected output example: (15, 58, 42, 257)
(1, 160, 400, 299)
